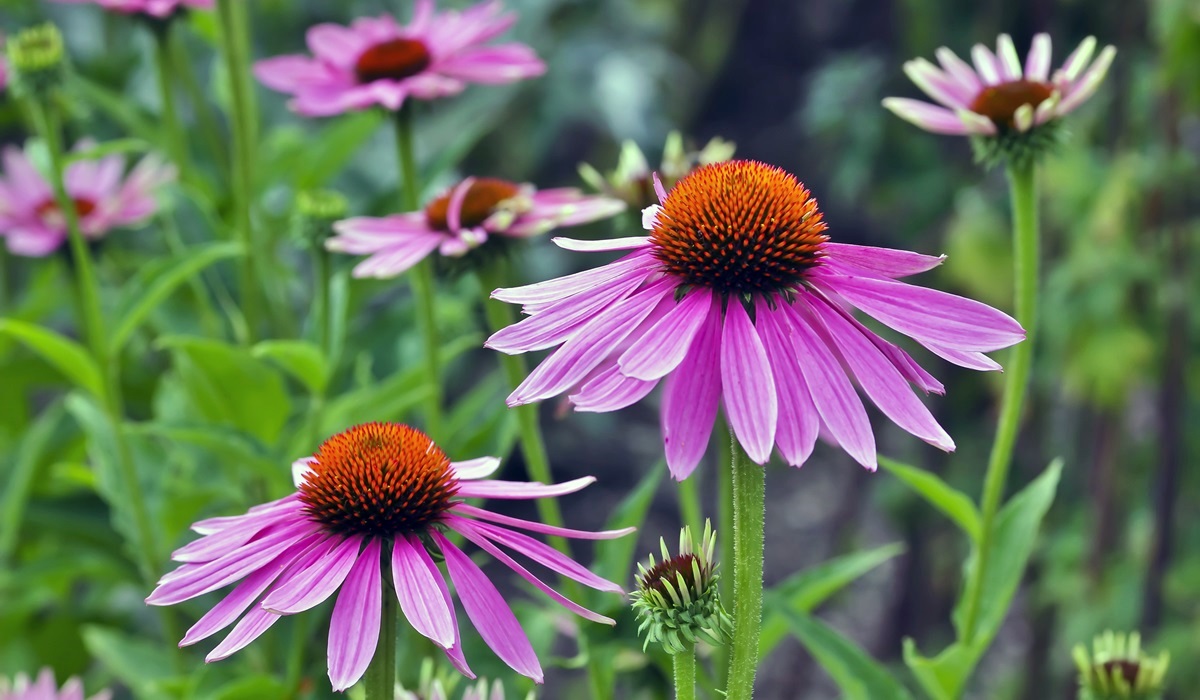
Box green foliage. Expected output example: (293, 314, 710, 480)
(784, 610, 913, 700)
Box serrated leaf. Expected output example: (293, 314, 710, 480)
(761, 542, 906, 658)
(785, 610, 913, 700)
(0, 319, 104, 398)
(110, 242, 244, 353)
(252, 339, 330, 396)
(879, 455, 981, 541)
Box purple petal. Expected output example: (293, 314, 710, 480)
(569, 365, 658, 413)
(260, 535, 363, 614)
(206, 606, 282, 661)
(552, 236, 650, 252)
(754, 298, 820, 467)
(817, 274, 1024, 352)
(455, 476, 594, 500)
(1025, 33, 1053, 81)
(919, 341, 1003, 371)
(779, 300, 877, 468)
(327, 538, 383, 692)
(490, 249, 653, 308)
(661, 294, 723, 480)
(619, 288, 714, 380)
(720, 300, 778, 464)
(485, 272, 646, 353)
(804, 295, 955, 451)
(434, 532, 543, 683)
(451, 457, 501, 480)
(392, 535, 456, 648)
(822, 243, 945, 279)
(447, 517, 613, 624)
(462, 518, 624, 592)
(882, 98, 974, 135)
(451, 503, 634, 540)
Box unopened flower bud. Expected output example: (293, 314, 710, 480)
(1074, 630, 1169, 700)
(579, 131, 735, 210)
(631, 520, 731, 655)
(292, 189, 348, 249)
(6, 24, 66, 99)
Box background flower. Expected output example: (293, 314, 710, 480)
(0, 668, 110, 700)
(254, 0, 545, 116)
(49, 0, 213, 18)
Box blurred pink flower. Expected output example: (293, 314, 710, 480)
(0, 142, 175, 257)
(487, 161, 1026, 479)
(883, 34, 1116, 135)
(147, 423, 628, 690)
(327, 177, 625, 278)
(254, 0, 545, 116)
(49, 0, 213, 18)
(0, 668, 110, 700)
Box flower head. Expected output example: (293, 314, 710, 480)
(48, 0, 212, 18)
(1074, 631, 1170, 700)
(147, 423, 630, 691)
(5, 24, 65, 98)
(327, 177, 624, 278)
(578, 131, 736, 210)
(631, 521, 730, 654)
(0, 141, 175, 257)
(293, 188, 349, 249)
(0, 668, 110, 700)
(486, 160, 1025, 479)
(254, 0, 545, 117)
(883, 34, 1115, 164)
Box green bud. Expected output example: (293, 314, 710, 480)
(969, 117, 1065, 170)
(292, 189, 348, 249)
(577, 132, 736, 209)
(631, 520, 731, 655)
(1074, 630, 1170, 700)
(6, 24, 66, 99)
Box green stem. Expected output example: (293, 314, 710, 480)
(674, 646, 697, 700)
(678, 472, 704, 543)
(960, 159, 1039, 643)
(312, 246, 332, 357)
(715, 427, 734, 687)
(151, 27, 189, 177)
(364, 584, 397, 700)
(725, 431, 765, 700)
(215, 0, 261, 342)
(478, 263, 608, 700)
(168, 27, 228, 175)
(393, 107, 442, 440)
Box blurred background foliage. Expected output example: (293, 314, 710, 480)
(0, 0, 1197, 698)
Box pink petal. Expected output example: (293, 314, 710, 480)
(327, 538, 383, 692)
(720, 300, 777, 465)
(552, 236, 651, 252)
(822, 242, 944, 278)
(207, 606, 282, 661)
(307, 23, 368, 69)
(260, 535, 363, 614)
(451, 503, 634, 540)
(451, 457, 501, 480)
(881, 98, 975, 135)
(485, 272, 645, 353)
(490, 249, 652, 308)
(463, 518, 624, 592)
(433, 532, 543, 682)
(392, 535, 456, 648)
(919, 341, 1003, 371)
(619, 288, 714, 380)
(661, 294, 723, 480)
(1025, 33, 1053, 82)
(754, 298, 820, 467)
(455, 476, 595, 500)
(569, 364, 658, 413)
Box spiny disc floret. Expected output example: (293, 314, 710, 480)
(298, 422, 458, 536)
(649, 160, 829, 295)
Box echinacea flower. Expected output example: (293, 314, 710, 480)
(147, 422, 629, 690)
(578, 131, 736, 209)
(49, 0, 212, 18)
(254, 0, 545, 117)
(631, 520, 730, 654)
(883, 34, 1115, 137)
(327, 177, 625, 278)
(1074, 631, 1170, 700)
(0, 141, 175, 256)
(0, 668, 110, 700)
(486, 160, 1025, 479)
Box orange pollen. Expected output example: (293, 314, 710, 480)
(968, 80, 1054, 126)
(297, 423, 458, 536)
(640, 553, 704, 597)
(650, 160, 829, 295)
(424, 178, 521, 232)
(36, 197, 97, 219)
(354, 38, 432, 84)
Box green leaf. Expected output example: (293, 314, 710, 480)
(207, 676, 291, 700)
(109, 242, 245, 353)
(252, 339, 330, 396)
(879, 455, 981, 541)
(82, 625, 179, 699)
(956, 458, 1063, 642)
(260, 110, 384, 190)
(761, 543, 906, 658)
(0, 319, 104, 398)
(0, 401, 66, 562)
(156, 336, 292, 445)
(127, 422, 280, 480)
(65, 138, 152, 163)
(69, 75, 161, 147)
(902, 639, 975, 700)
(594, 461, 665, 586)
(784, 610, 913, 700)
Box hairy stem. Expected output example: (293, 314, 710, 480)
(725, 432, 765, 700)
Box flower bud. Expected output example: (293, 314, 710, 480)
(292, 189, 348, 249)
(578, 132, 735, 210)
(1074, 630, 1169, 700)
(631, 520, 731, 655)
(6, 24, 66, 99)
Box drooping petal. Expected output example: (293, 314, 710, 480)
(822, 242, 945, 278)
(485, 272, 646, 353)
(619, 288, 713, 380)
(327, 538, 383, 692)
(392, 535, 456, 648)
(455, 476, 595, 500)
(490, 249, 653, 308)
(207, 606, 282, 662)
(260, 535, 363, 614)
(661, 295, 723, 480)
(463, 518, 624, 592)
(720, 300, 778, 464)
(434, 532, 543, 683)
(569, 364, 659, 413)
(918, 341, 1003, 372)
(451, 457, 501, 480)
(754, 298, 820, 467)
(451, 503, 635, 540)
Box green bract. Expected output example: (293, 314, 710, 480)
(1074, 631, 1170, 700)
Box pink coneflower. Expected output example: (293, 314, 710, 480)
(327, 177, 625, 278)
(0, 669, 110, 700)
(486, 160, 1026, 479)
(254, 0, 545, 117)
(147, 423, 628, 690)
(0, 141, 175, 257)
(883, 34, 1116, 136)
(48, 0, 213, 18)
